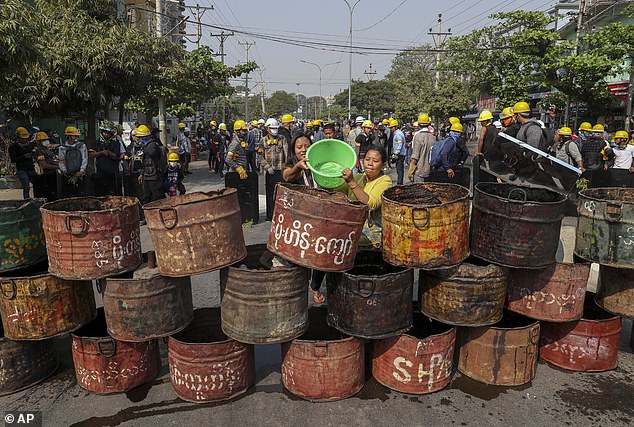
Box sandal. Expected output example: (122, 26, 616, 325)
(312, 289, 325, 305)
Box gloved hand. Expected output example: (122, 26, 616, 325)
(236, 166, 248, 180)
(266, 167, 274, 175)
(390, 154, 399, 162)
(408, 163, 417, 182)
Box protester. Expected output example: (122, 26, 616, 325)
(582, 123, 608, 187)
(213, 123, 229, 175)
(347, 116, 364, 151)
(514, 101, 546, 149)
(429, 122, 462, 183)
(258, 118, 288, 221)
(605, 130, 634, 187)
(225, 120, 250, 180)
(58, 126, 88, 198)
(323, 122, 337, 140)
(554, 127, 585, 170)
(123, 130, 144, 200)
(279, 114, 293, 145)
(283, 133, 315, 186)
(247, 120, 262, 173)
(500, 107, 519, 137)
(389, 119, 407, 184)
(313, 119, 325, 142)
(90, 122, 121, 197)
(8, 127, 36, 199)
(408, 114, 434, 183)
(334, 122, 345, 141)
(577, 122, 593, 148)
(165, 152, 186, 196)
(178, 126, 192, 174)
(32, 131, 58, 201)
(356, 120, 376, 171)
(475, 109, 498, 184)
(375, 124, 388, 151)
(138, 124, 166, 204)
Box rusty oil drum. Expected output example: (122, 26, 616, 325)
(540, 295, 621, 372)
(575, 188, 634, 268)
(419, 257, 508, 326)
(168, 308, 254, 402)
(326, 250, 413, 339)
(268, 184, 368, 272)
(372, 311, 455, 394)
(71, 309, 160, 394)
(41, 197, 142, 280)
(470, 183, 566, 268)
(457, 312, 540, 386)
(507, 262, 590, 322)
(0, 323, 57, 396)
(0, 262, 96, 340)
(144, 189, 247, 277)
(282, 308, 364, 401)
(220, 244, 309, 344)
(103, 255, 193, 342)
(382, 183, 470, 269)
(0, 199, 47, 273)
(596, 265, 634, 318)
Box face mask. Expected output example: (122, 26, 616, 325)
(139, 136, 152, 145)
(168, 162, 178, 168)
(269, 128, 279, 136)
(42, 140, 50, 146)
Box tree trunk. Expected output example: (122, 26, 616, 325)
(118, 98, 125, 125)
(87, 104, 96, 146)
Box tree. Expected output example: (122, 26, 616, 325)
(266, 91, 297, 118)
(334, 80, 395, 119)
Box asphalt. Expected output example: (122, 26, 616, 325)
(1, 160, 633, 427)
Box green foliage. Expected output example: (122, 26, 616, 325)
(266, 91, 297, 118)
(334, 80, 395, 118)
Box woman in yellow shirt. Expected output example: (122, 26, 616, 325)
(341, 147, 392, 248)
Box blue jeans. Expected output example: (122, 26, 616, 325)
(17, 170, 36, 199)
(396, 155, 405, 185)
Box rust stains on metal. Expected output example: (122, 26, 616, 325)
(41, 196, 142, 280)
(220, 244, 309, 344)
(0, 199, 47, 273)
(168, 308, 254, 403)
(596, 265, 634, 318)
(268, 184, 368, 272)
(144, 189, 247, 277)
(382, 183, 470, 269)
(470, 183, 566, 268)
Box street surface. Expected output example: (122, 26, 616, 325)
(1, 160, 633, 427)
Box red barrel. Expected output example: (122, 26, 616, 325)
(372, 312, 455, 394)
(282, 308, 364, 401)
(268, 184, 368, 272)
(507, 262, 590, 322)
(71, 309, 160, 394)
(540, 295, 621, 372)
(168, 308, 254, 403)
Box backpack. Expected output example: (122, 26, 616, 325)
(526, 121, 554, 151)
(64, 143, 83, 175)
(564, 139, 581, 163)
(429, 135, 455, 168)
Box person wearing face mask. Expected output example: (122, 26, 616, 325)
(356, 120, 376, 173)
(258, 118, 288, 221)
(226, 120, 259, 222)
(9, 127, 36, 199)
(138, 124, 167, 204)
(577, 122, 593, 149)
(213, 123, 229, 175)
(165, 152, 186, 196)
(58, 126, 88, 198)
(605, 130, 634, 187)
(123, 129, 144, 199)
(32, 131, 59, 201)
(225, 120, 249, 180)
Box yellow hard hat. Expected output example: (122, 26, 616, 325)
(34, 131, 49, 141)
(382, 119, 389, 125)
(219, 123, 227, 131)
(449, 117, 460, 125)
(306, 121, 314, 127)
(615, 130, 629, 139)
(450, 122, 463, 133)
(361, 120, 373, 128)
(413, 121, 419, 127)
(314, 119, 323, 125)
(501, 107, 514, 120)
(417, 114, 431, 125)
(592, 124, 605, 132)
(388, 118, 399, 128)
(559, 127, 572, 136)
(210, 120, 217, 127)
(65, 126, 80, 136)
(578, 122, 592, 132)
(478, 110, 493, 122)
(16, 127, 30, 139)
(249, 120, 258, 127)
(513, 102, 530, 114)
(168, 152, 180, 162)
(234, 120, 247, 131)
(178, 123, 186, 129)
(135, 125, 151, 137)
(281, 114, 293, 124)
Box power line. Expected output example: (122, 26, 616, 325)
(356, 0, 407, 32)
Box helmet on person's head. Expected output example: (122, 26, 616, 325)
(501, 107, 514, 120)
(234, 120, 247, 131)
(35, 131, 49, 142)
(178, 123, 186, 129)
(417, 113, 431, 125)
(355, 116, 365, 124)
(219, 123, 227, 131)
(265, 118, 279, 129)
(449, 117, 460, 125)
(478, 110, 493, 122)
(578, 122, 592, 132)
(65, 126, 80, 137)
(210, 120, 217, 127)
(615, 130, 629, 140)
(168, 152, 180, 162)
(251, 120, 259, 127)
(592, 124, 605, 133)
(513, 102, 530, 114)
(258, 119, 265, 125)
(281, 114, 293, 124)
(388, 118, 399, 128)
(135, 125, 151, 137)
(361, 120, 373, 129)
(559, 127, 573, 136)
(99, 121, 114, 132)
(450, 122, 463, 133)
(382, 119, 389, 125)
(306, 121, 314, 127)
(16, 127, 30, 139)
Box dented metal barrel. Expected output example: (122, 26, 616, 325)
(41, 197, 142, 280)
(0, 199, 47, 273)
(71, 309, 160, 394)
(169, 308, 254, 403)
(282, 308, 364, 401)
(507, 262, 590, 322)
(471, 183, 566, 268)
(596, 265, 634, 318)
(382, 183, 470, 269)
(268, 184, 368, 272)
(103, 254, 193, 342)
(575, 188, 634, 268)
(0, 323, 57, 396)
(220, 244, 309, 344)
(540, 295, 621, 372)
(144, 189, 247, 277)
(372, 311, 455, 394)
(419, 258, 507, 326)
(0, 262, 96, 340)
(326, 250, 413, 339)
(458, 312, 540, 386)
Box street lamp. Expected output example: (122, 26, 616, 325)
(343, 0, 361, 121)
(299, 60, 341, 118)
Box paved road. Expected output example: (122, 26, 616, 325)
(1, 161, 633, 427)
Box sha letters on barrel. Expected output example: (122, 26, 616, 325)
(168, 308, 254, 403)
(0, 261, 96, 340)
(40, 197, 142, 280)
(268, 184, 368, 272)
(220, 244, 309, 344)
(0, 199, 47, 273)
(382, 183, 470, 269)
(372, 311, 456, 394)
(143, 189, 247, 277)
(71, 309, 160, 394)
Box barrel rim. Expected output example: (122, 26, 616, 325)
(420, 310, 503, 328)
(0, 360, 58, 397)
(290, 334, 361, 346)
(382, 183, 469, 207)
(0, 198, 47, 211)
(40, 196, 139, 214)
(579, 187, 634, 204)
(227, 243, 301, 274)
(476, 317, 540, 332)
(342, 264, 414, 280)
(142, 188, 237, 211)
(51, 261, 142, 281)
(474, 182, 567, 205)
(277, 182, 367, 210)
(468, 251, 555, 270)
(107, 310, 194, 342)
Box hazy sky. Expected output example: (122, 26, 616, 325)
(185, 0, 558, 98)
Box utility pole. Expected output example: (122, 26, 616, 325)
(239, 41, 255, 119)
(343, 0, 361, 120)
(186, 3, 213, 49)
(156, 0, 167, 146)
(364, 63, 377, 81)
(565, 0, 586, 126)
(295, 83, 301, 119)
(211, 30, 234, 123)
(257, 69, 267, 116)
(428, 14, 452, 88)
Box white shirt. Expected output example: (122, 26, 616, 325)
(613, 145, 634, 169)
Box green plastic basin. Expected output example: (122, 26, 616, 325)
(306, 139, 357, 189)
